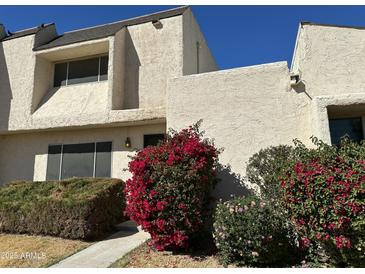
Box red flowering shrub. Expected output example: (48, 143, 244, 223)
(280, 138, 365, 266)
(124, 122, 220, 251)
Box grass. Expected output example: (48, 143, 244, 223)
(111, 241, 225, 268)
(0, 233, 91, 268)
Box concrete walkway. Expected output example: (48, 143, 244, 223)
(51, 221, 150, 268)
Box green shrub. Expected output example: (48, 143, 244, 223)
(246, 145, 294, 201)
(280, 137, 365, 266)
(213, 195, 298, 267)
(0, 178, 125, 240)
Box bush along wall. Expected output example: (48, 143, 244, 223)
(124, 122, 220, 251)
(215, 137, 365, 267)
(0, 178, 125, 240)
(213, 195, 298, 267)
(280, 138, 365, 266)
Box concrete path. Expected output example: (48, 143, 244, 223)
(51, 221, 150, 268)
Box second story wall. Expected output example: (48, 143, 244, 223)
(124, 15, 184, 109)
(182, 8, 218, 75)
(292, 23, 365, 98)
(0, 35, 36, 130)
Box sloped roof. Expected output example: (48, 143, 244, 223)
(1, 23, 54, 41)
(34, 6, 189, 51)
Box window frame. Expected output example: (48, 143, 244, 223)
(53, 54, 109, 87)
(46, 141, 113, 180)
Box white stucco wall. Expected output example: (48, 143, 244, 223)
(167, 61, 311, 199)
(0, 123, 166, 186)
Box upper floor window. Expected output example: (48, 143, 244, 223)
(53, 55, 108, 87)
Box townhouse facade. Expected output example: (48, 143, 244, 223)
(1, 6, 364, 198)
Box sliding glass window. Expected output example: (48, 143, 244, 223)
(53, 55, 109, 87)
(46, 142, 112, 180)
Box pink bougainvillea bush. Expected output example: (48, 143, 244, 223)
(280, 138, 365, 266)
(124, 122, 220, 251)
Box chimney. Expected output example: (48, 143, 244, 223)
(0, 24, 6, 40)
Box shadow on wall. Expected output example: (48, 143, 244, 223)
(213, 163, 252, 201)
(0, 42, 12, 131)
(292, 81, 312, 100)
(123, 29, 140, 109)
(35, 86, 61, 111)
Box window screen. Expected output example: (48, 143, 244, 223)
(46, 145, 62, 180)
(95, 142, 112, 177)
(67, 58, 99, 85)
(54, 63, 68, 87)
(61, 143, 95, 179)
(144, 134, 165, 148)
(329, 117, 363, 145)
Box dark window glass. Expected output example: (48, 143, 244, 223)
(61, 143, 94, 179)
(329, 118, 363, 145)
(99, 56, 109, 81)
(46, 145, 62, 180)
(67, 58, 99, 85)
(95, 142, 112, 177)
(144, 134, 165, 148)
(54, 63, 68, 87)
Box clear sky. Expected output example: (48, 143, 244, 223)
(1, 5, 365, 69)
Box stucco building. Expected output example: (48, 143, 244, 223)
(0, 6, 364, 198)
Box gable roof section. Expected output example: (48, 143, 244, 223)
(34, 6, 189, 51)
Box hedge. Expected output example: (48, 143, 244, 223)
(0, 178, 125, 240)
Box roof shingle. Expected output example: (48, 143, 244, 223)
(34, 6, 189, 51)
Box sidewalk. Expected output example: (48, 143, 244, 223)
(51, 221, 150, 268)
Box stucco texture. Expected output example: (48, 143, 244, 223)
(0, 15, 186, 134)
(0, 123, 165, 186)
(167, 62, 310, 199)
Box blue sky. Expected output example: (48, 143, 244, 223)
(1, 5, 365, 69)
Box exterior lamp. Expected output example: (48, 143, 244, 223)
(125, 137, 131, 148)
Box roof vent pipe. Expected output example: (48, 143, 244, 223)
(0, 24, 6, 40)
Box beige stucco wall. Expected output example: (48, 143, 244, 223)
(292, 24, 365, 97)
(0, 14, 187, 134)
(292, 24, 365, 144)
(167, 61, 311, 199)
(126, 15, 184, 109)
(182, 9, 218, 75)
(0, 35, 35, 131)
(0, 123, 166, 186)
